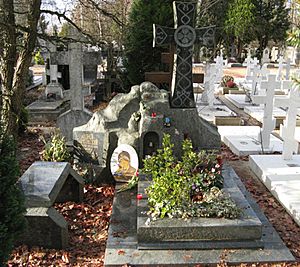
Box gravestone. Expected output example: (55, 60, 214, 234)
(277, 56, 284, 81)
(285, 58, 291, 80)
(213, 55, 226, 82)
(153, 1, 215, 108)
(74, 1, 220, 183)
(74, 82, 221, 182)
(17, 161, 84, 248)
(261, 47, 270, 64)
(244, 53, 252, 77)
(201, 64, 217, 107)
(55, 27, 102, 141)
(44, 42, 64, 100)
(252, 75, 281, 148)
(271, 46, 279, 62)
(274, 82, 300, 160)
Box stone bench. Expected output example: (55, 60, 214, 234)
(17, 161, 84, 249)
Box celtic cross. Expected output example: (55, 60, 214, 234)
(153, 1, 215, 108)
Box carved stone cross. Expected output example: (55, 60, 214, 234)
(252, 74, 281, 148)
(153, 1, 215, 108)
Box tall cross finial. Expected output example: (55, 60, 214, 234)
(153, 1, 215, 108)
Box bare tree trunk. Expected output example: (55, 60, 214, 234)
(11, 0, 41, 135)
(0, 0, 17, 136)
(0, 0, 41, 136)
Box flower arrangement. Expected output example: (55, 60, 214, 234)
(221, 75, 238, 89)
(141, 134, 241, 220)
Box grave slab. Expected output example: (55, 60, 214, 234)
(223, 134, 283, 156)
(16, 207, 69, 249)
(249, 154, 300, 226)
(249, 154, 300, 183)
(196, 104, 239, 125)
(104, 165, 295, 266)
(26, 100, 69, 122)
(19, 161, 84, 208)
(218, 126, 261, 142)
(218, 126, 283, 156)
(225, 94, 253, 109)
(137, 167, 263, 249)
(244, 106, 289, 127)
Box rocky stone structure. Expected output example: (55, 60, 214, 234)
(73, 82, 220, 182)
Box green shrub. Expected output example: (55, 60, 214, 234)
(123, 0, 173, 86)
(34, 50, 44, 65)
(142, 134, 241, 220)
(0, 134, 26, 265)
(41, 133, 71, 162)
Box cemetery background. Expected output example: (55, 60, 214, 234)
(6, 63, 300, 266)
(2, 0, 300, 266)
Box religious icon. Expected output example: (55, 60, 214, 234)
(111, 144, 139, 183)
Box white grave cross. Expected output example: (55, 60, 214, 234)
(285, 58, 291, 80)
(201, 64, 216, 108)
(261, 47, 270, 64)
(252, 74, 281, 148)
(277, 56, 284, 81)
(274, 83, 300, 160)
(244, 54, 252, 77)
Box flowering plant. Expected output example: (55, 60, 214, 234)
(221, 75, 238, 88)
(142, 134, 240, 220)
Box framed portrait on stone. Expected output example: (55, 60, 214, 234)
(110, 144, 139, 183)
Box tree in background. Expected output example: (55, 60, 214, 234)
(0, 0, 42, 136)
(252, 0, 290, 59)
(197, 0, 290, 61)
(197, 0, 230, 56)
(71, 0, 131, 47)
(123, 0, 174, 87)
(224, 0, 255, 60)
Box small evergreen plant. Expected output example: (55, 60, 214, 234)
(142, 134, 241, 220)
(41, 133, 71, 162)
(34, 50, 44, 65)
(0, 133, 26, 265)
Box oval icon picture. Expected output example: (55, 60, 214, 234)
(110, 144, 139, 183)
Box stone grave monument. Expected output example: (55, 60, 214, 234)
(44, 42, 64, 100)
(222, 75, 284, 156)
(73, 1, 220, 182)
(250, 81, 300, 227)
(153, 2, 215, 108)
(104, 3, 294, 264)
(17, 162, 84, 249)
(277, 56, 284, 81)
(55, 27, 102, 141)
(26, 42, 69, 122)
(225, 61, 260, 110)
(261, 47, 270, 65)
(196, 64, 240, 125)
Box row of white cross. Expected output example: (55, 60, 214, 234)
(201, 54, 300, 161)
(245, 55, 292, 84)
(251, 74, 300, 160)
